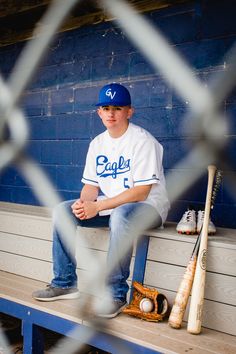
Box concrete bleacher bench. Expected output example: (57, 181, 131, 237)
(0, 201, 236, 354)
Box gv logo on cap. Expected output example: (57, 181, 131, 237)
(106, 88, 116, 100)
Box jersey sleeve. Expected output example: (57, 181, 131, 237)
(132, 138, 163, 186)
(81, 142, 99, 187)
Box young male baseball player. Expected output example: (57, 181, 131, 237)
(32, 83, 170, 318)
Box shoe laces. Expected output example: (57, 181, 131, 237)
(46, 284, 55, 290)
(198, 210, 205, 222)
(182, 210, 196, 222)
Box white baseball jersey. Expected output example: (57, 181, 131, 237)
(81, 123, 170, 223)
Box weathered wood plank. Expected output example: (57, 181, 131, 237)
(0, 231, 108, 270)
(0, 211, 52, 241)
(0, 251, 53, 283)
(146, 225, 236, 249)
(158, 289, 236, 337)
(113, 312, 236, 352)
(145, 261, 236, 306)
(1, 271, 236, 354)
(0, 202, 236, 338)
(0, 0, 50, 18)
(148, 237, 236, 276)
(1, 232, 235, 308)
(0, 232, 52, 261)
(0, 0, 190, 47)
(0, 251, 95, 292)
(0, 201, 51, 216)
(76, 226, 109, 252)
(0, 271, 83, 323)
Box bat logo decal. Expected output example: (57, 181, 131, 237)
(200, 249, 207, 270)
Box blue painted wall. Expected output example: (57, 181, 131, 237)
(0, 0, 236, 228)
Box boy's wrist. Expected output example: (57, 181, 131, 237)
(96, 198, 111, 213)
(96, 200, 103, 213)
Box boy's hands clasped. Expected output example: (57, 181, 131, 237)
(71, 199, 99, 220)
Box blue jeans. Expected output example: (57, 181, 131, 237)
(51, 200, 161, 301)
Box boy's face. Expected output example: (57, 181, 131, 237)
(97, 105, 134, 137)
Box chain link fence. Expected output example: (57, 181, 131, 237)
(0, 0, 236, 353)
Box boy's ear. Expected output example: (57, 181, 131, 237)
(128, 107, 134, 119)
(97, 108, 102, 119)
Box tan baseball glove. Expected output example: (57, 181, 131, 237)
(123, 281, 169, 322)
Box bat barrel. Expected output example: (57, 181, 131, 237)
(168, 256, 197, 329)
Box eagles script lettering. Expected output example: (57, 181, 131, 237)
(96, 155, 131, 178)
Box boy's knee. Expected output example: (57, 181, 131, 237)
(109, 205, 131, 229)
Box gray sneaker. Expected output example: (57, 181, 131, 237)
(96, 299, 127, 319)
(32, 284, 79, 302)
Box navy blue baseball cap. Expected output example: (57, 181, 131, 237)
(96, 83, 131, 106)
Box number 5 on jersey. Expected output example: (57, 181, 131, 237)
(124, 178, 130, 189)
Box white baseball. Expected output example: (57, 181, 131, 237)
(139, 298, 154, 313)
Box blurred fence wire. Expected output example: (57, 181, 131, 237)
(0, 0, 235, 353)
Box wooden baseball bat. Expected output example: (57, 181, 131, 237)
(168, 232, 201, 329)
(168, 166, 221, 330)
(187, 165, 216, 334)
